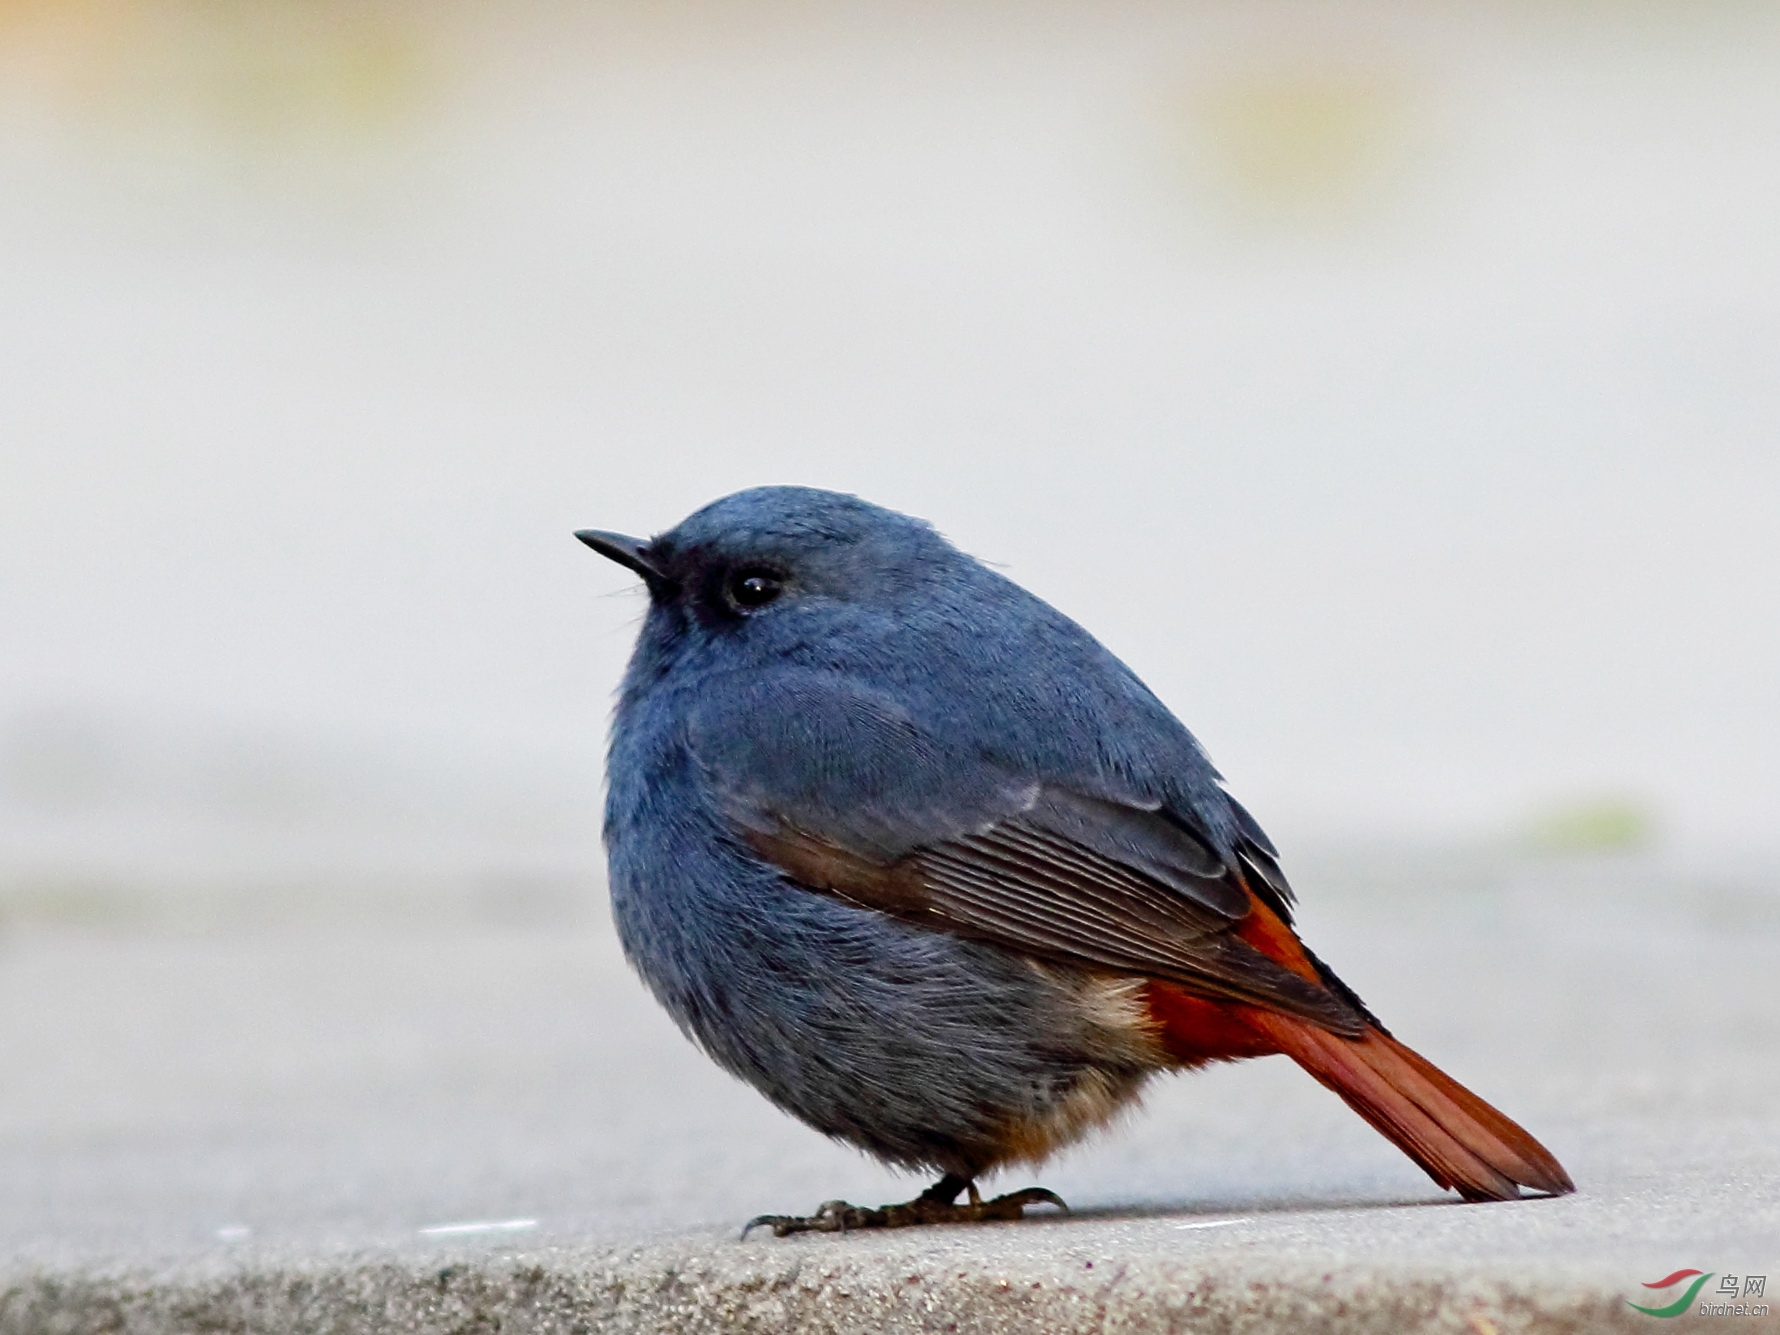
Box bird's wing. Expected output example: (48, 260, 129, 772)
(1224, 792, 1299, 924)
(688, 672, 1360, 1034)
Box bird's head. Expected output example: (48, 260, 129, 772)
(578, 487, 979, 669)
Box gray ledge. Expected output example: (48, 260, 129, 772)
(0, 1239, 1653, 1335)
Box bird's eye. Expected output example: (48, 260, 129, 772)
(726, 568, 784, 610)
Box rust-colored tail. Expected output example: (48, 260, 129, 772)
(1146, 886, 1574, 1202)
(1242, 1010, 1574, 1201)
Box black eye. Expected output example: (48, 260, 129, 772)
(726, 568, 784, 610)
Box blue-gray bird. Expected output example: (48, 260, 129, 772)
(577, 486, 1571, 1234)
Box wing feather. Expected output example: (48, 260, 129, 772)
(689, 675, 1353, 1032)
(745, 788, 1362, 1035)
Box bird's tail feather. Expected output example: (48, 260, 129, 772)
(1243, 1010, 1574, 1201)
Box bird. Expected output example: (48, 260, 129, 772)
(576, 486, 1573, 1236)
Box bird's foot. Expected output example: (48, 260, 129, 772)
(742, 1173, 1066, 1238)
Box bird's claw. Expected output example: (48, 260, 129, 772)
(741, 1186, 1067, 1238)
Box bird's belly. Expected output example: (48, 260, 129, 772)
(609, 863, 1167, 1177)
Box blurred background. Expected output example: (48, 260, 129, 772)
(1, 0, 1778, 1259)
(4, 0, 1779, 923)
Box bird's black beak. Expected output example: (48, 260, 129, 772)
(575, 529, 666, 584)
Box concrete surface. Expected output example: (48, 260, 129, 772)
(2, 850, 1777, 1332)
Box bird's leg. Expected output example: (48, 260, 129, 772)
(742, 1172, 1066, 1238)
